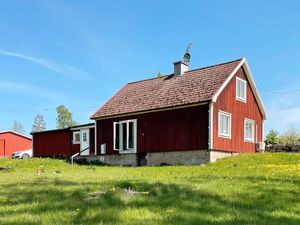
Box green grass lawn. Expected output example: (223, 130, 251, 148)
(0, 153, 299, 225)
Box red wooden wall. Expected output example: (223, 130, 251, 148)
(213, 67, 263, 153)
(0, 132, 32, 157)
(96, 104, 209, 155)
(33, 129, 71, 157)
(33, 127, 95, 157)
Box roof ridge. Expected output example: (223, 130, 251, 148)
(127, 74, 172, 85)
(126, 58, 243, 85)
(186, 58, 244, 73)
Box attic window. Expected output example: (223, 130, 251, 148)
(236, 77, 247, 102)
(113, 119, 137, 154)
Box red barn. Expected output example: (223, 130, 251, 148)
(0, 131, 32, 157)
(90, 57, 267, 166)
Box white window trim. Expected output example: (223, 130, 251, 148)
(218, 111, 232, 139)
(73, 131, 81, 144)
(244, 118, 255, 143)
(236, 77, 247, 103)
(113, 119, 137, 154)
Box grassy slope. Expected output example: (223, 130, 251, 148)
(0, 153, 299, 225)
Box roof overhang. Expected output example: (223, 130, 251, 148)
(212, 58, 267, 120)
(0, 130, 32, 140)
(92, 102, 209, 120)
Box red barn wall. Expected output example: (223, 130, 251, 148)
(33, 129, 71, 157)
(96, 104, 209, 155)
(0, 132, 32, 157)
(213, 67, 263, 153)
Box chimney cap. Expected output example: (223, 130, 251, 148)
(173, 60, 189, 66)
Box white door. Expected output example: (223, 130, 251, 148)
(80, 129, 90, 155)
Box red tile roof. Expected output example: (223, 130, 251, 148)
(91, 58, 243, 119)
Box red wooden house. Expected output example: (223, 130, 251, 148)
(0, 130, 32, 157)
(90, 57, 266, 166)
(32, 57, 266, 166)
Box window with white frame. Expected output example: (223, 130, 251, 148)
(244, 119, 255, 142)
(218, 111, 231, 138)
(236, 77, 247, 102)
(73, 131, 80, 144)
(113, 119, 137, 153)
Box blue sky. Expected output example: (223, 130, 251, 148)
(0, 0, 299, 135)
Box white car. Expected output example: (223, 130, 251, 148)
(12, 149, 33, 159)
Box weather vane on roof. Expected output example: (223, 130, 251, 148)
(183, 42, 192, 64)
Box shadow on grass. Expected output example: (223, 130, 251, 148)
(0, 177, 299, 225)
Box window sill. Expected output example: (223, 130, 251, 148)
(218, 134, 231, 139)
(244, 139, 254, 143)
(119, 149, 137, 154)
(236, 97, 247, 103)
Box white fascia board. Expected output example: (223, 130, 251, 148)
(0, 130, 32, 140)
(212, 58, 267, 120)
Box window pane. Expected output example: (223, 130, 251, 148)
(245, 121, 253, 140)
(219, 114, 230, 136)
(122, 122, 127, 150)
(115, 123, 120, 149)
(128, 121, 134, 149)
(237, 79, 246, 100)
(75, 133, 80, 142)
(83, 133, 87, 142)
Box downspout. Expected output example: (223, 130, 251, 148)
(208, 101, 214, 156)
(94, 119, 97, 155)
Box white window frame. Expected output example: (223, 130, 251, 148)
(236, 77, 247, 103)
(244, 118, 255, 143)
(218, 111, 232, 139)
(113, 119, 137, 154)
(73, 131, 81, 144)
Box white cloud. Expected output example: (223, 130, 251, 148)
(0, 81, 65, 100)
(0, 49, 88, 78)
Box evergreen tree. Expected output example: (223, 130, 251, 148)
(32, 114, 46, 132)
(265, 129, 279, 145)
(12, 120, 25, 134)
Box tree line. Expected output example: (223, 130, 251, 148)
(9, 105, 77, 134)
(265, 127, 300, 145)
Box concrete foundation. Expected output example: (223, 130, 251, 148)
(209, 150, 238, 162)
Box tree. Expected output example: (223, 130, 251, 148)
(32, 114, 46, 133)
(56, 105, 77, 129)
(265, 129, 279, 145)
(157, 72, 163, 78)
(278, 126, 300, 144)
(12, 121, 25, 134)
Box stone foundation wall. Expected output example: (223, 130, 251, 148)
(265, 144, 300, 153)
(103, 154, 138, 166)
(145, 150, 209, 166)
(78, 150, 239, 166)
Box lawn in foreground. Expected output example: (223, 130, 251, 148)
(0, 153, 299, 225)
